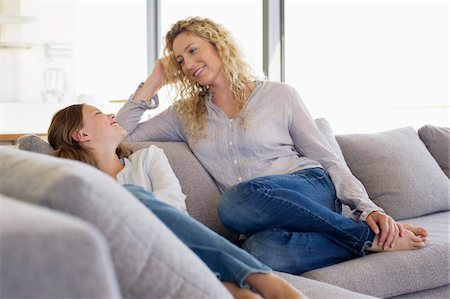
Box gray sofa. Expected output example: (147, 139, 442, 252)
(0, 119, 448, 299)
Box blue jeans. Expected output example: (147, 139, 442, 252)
(123, 184, 271, 287)
(217, 167, 375, 274)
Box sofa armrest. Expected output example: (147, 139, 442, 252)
(0, 195, 121, 299)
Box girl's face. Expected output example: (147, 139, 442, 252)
(172, 32, 223, 86)
(77, 104, 126, 146)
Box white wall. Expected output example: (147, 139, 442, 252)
(0, 0, 146, 134)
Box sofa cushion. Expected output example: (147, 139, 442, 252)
(398, 211, 450, 245)
(0, 148, 232, 299)
(0, 194, 121, 299)
(124, 142, 232, 240)
(275, 272, 378, 299)
(18, 134, 52, 154)
(418, 125, 450, 178)
(336, 127, 450, 220)
(302, 240, 449, 298)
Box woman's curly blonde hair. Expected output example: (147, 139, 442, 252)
(163, 17, 256, 140)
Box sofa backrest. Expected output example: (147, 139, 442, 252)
(17, 119, 342, 239)
(18, 135, 233, 240)
(124, 142, 230, 239)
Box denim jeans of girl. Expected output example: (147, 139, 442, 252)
(123, 184, 271, 287)
(218, 167, 376, 274)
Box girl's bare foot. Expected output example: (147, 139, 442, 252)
(367, 229, 425, 252)
(222, 282, 262, 299)
(402, 224, 428, 242)
(245, 273, 307, 299)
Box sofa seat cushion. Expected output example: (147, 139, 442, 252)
(275, 272, 379, 298)
(0, 148, 232, 299)
(302, 239, 449, 298)
(398, 211, 450, 245)
(336, 127, 450, 220)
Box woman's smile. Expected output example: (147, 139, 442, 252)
(193, 65, 206, 77)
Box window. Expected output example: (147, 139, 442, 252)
(284, 0, 448, 133)
(0, 0, 147, 133)
(152, 0, 263, 115)
(160, 0, 263, 75)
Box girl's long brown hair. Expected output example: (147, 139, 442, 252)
(47, 104, 130, 168)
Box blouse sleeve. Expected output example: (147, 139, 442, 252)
(116, 89, 186, 143)
(287, 86, 383, 220)
(146, 145, 187, 213)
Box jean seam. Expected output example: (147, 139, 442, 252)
(252, 187, 369, 250)
(292, 174, 326, 182)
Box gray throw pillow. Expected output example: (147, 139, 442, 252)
(18, 135, 53, 155)
(418, 125, 450, 178)
(0, 148, 231, 299)
(336, 127, 450, 220)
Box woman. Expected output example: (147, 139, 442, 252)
(116, 17, 428, 274)
(47, 103, 304, 299)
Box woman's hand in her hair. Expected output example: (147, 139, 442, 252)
(135, 58, 167, 102)
(148, 58, 166, 90)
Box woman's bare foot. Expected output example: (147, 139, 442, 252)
(402, 224, 428, 242)
(222, 282, 262, 299)
(367, 229, 425, 252)
(245, 273, 308, 299)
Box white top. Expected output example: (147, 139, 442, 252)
(117, 80, 383, 220)
(116, 145, 187, 213)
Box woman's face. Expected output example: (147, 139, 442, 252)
(172, 32, 223, 86)
(78, 104, 126, 146)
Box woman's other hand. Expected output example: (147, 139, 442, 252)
(366, 211, 405, 250)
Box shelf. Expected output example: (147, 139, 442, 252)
(0, 42, 33, 49)
(0, 14, 36, 24)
